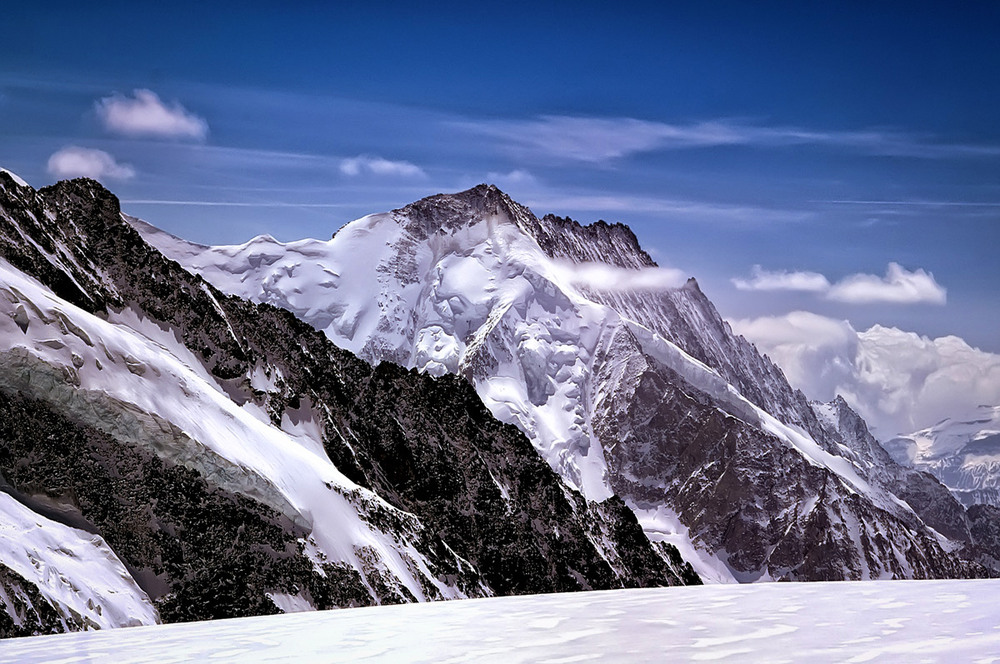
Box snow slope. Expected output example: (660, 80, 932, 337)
(0, 493, 157, 631)
(5, 580, 1000, 663)
(0, 254, 474, 608)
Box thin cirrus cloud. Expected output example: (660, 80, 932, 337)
(96, 89, 208, 140)
(732, 263, 946, 305)
(339, 155, 426, 178)
(47, 146, 135, 181)
(455, 115, 1000, 163)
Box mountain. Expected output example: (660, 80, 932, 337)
(885, 405, 1000, 507)
(0, 172, 695, 637)
(139, 183, 998, 583)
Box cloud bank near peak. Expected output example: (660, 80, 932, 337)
(551, 260, 689, 293)
(47, 146, 135, 181)
(731, 311, 1000, 438)
(455, 115, 1000, 163)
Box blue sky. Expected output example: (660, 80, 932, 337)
(3, 1, 999, 351)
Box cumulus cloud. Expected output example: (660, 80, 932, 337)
(339, 155, 425, 178)
(47, 147, 135, 181)
(826, 262, 947, 304)
(96, 89, 208, 140)
(552, 261, 688, 292)
(732, 262, 946, 305)
(731, 312, 1000, 438)
(732, 265, 831, 292)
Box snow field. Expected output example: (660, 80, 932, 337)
(3, 580, 999, 663)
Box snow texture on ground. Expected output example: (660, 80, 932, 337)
(3, 580, 999, 663)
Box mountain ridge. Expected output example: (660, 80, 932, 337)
(0, 173, 695, 637)
(138, 180, 998, 583)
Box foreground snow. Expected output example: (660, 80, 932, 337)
(4, 580, 1000, 663)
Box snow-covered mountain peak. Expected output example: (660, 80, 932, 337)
(133, 187, 701, 502)
(391, 184, 531, 240)
(884, 404, 1000, 507)
(134, 185, 992, 582)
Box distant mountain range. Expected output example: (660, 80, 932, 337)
(0, 171, 997, 637)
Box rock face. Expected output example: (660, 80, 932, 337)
(0, 172, 695, 637)
(142, 182, 998, 583)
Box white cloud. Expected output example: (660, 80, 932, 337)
(96, 89, 208, 140)
(551, 260, 688, 292)
(456, 115, 1000, 163)
(731, 312, 1000, 437)
(47, 147, 135, 181)
(486, 169, 536, 187)
(732, 265, 831, 292)
(732, 262, 947, 305)
(339, 155, 425, 178)
(827, 262, 947, 305)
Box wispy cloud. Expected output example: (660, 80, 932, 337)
(526, 193, 810, 225)
(733, 266, 831, 292)
(551, 260, 688, 292)
(456, 115, 1000, 162)
(732, 262, 947, 305)
(96, 89, 208, 140)
(486, 169, 537, 187)
(339, 155, 426, 178)
(47, 146, 135, 181)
